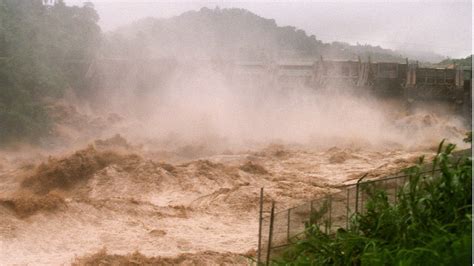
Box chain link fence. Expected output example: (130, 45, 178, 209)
(256, 168, 445, 265)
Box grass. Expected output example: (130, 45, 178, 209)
(274, 140, 472, 265)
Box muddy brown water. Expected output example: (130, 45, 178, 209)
(0, 141, 447, 265)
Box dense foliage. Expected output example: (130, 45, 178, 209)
(276, 141, 472, 265)
(0, 0, 100, 144)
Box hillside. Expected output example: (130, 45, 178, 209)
(103, 7, 410, 63)
(436, 55, 472, 68)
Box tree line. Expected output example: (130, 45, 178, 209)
(0, 0, 100, 144)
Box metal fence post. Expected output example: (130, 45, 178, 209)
(355, 173, 368, 215)
(328, 195, 332, 233)
(394, 179, 398, 203)
(287, 209, 291, 242)
(346, 188, 350, 229)
(266, 201, 275, 266)
(257, 187, 264, 265)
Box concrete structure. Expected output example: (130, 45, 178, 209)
(74, 57, 472, 121)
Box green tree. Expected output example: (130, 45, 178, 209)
(0, 0, 101, 144)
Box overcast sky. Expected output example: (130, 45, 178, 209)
(64, 0, 472, 58)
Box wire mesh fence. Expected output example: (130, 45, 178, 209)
(256, 168, 447, 265)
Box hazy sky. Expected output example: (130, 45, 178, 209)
(65, 0, 472, 58)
